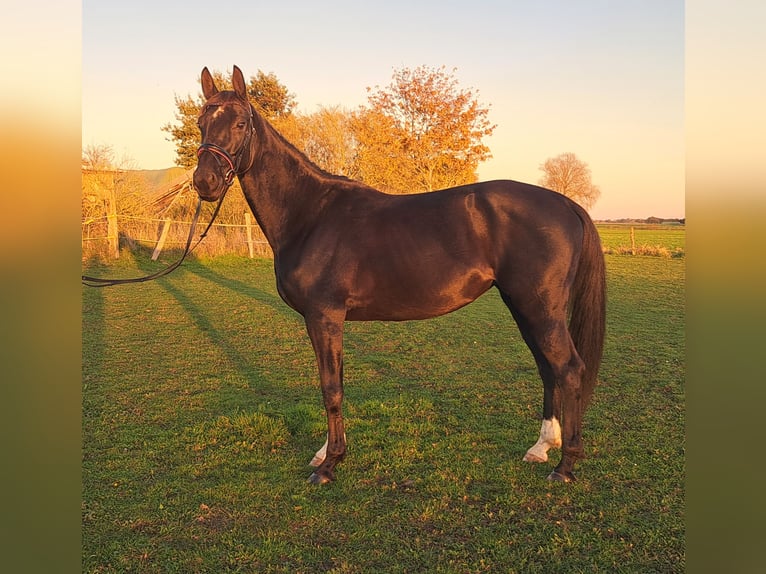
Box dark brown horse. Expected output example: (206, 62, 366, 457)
(193, 66, 606, 484)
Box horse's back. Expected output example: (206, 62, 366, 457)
(325, 179, 582, 238)
(418, 179, 587, 269)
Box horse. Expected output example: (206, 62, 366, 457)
(192, 65, 606, 485)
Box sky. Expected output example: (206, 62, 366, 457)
(82, 0, 684, 220)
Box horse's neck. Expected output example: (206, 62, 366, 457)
(240, 120, 329, 252)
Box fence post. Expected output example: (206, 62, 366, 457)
(244, 212, 254, 258)
(107, 187, 119, 259)
(152, 218, 172, 261)
(630, 226, 636, 255)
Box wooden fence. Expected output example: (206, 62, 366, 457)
(83, 216, 686, 263)
(81, 213, 272, 261)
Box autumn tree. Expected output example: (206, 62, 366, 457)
(538, 152, 601, 211)
(351, 109, 406, 191)
(278, 106, 358, 178)
(354, 65, 495, 193)
(162, 69, 296, 168)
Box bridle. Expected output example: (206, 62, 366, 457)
(196, 100, 256, 188)
(81, 99, 256, 288)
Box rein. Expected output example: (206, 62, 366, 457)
(82, 99, 255, 288)
(81, 188, 228, 288)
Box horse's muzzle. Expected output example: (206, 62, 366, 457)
(192, 165, 227, 202)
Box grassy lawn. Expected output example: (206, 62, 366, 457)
(597, 224, 685, 257)
(82, 236, 685, 573)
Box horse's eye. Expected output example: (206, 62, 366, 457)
(236, 121, 246, 129)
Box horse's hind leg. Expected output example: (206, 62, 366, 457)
(499, 290, 586, 482)
(523, 414, 562, 463)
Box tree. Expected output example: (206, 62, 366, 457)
(247, 70, 297, 121)
(81, 143, 147, 222)
(351, 108, 407, 191)
(354, 65, 496, 193)
(162, 69, 296, 168)
(278, 106, 358, 178)
(161, 96, 203, 169)
(82, 143, 114, 170)
(538, 152, 601, 211)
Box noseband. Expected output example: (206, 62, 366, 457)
(196, 102, 256, 188)
(196, 143, 239, 186)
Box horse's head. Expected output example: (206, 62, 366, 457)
(192, 65, 255, 201)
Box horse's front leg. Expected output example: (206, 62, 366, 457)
(309, 431, 346, 468)
(305, 311, 346, 485)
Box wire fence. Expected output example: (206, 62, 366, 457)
(81, 213, 272, 262)
(82, 213, 686, 263)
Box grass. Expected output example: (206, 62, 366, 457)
(82, 233, 685, 573)
(597, 224, 685, 258)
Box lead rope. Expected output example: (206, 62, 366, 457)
(81, 190, 227, 288)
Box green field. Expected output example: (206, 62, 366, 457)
(82, 233, 685, 573)
(596, 224, 685, 257)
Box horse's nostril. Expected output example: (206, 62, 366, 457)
(193, 169, 218, 191)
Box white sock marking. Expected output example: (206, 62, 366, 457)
(308, 432, 347, 467)
(523, 417, 562, 463)
(309, 438, 328, 467)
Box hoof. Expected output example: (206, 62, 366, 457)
(547, 470, 576, 483)
(308, 471, 333, 485)
(523, 451, 548, 463)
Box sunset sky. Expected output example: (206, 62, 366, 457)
(82, 0, 684, 220)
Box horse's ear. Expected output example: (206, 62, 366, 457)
(200, 67, 218, 100)
(232, 65, 248, 101)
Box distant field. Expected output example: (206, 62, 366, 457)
(597, 224, 685, 252)
(82, 250, 684, 573)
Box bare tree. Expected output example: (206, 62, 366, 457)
(538, 152, 601, 211)
(82, 143, 138, 172)
(82, 143, 115, 170)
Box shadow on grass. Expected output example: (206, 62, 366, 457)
(182, 258, 290, 317)
(129, 254, 293, 389)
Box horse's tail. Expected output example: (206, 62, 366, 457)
(568, 203, 606, 408)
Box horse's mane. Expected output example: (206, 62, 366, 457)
(252, 104, 356, 186)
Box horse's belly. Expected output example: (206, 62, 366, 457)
(345, 267, 494, 321)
